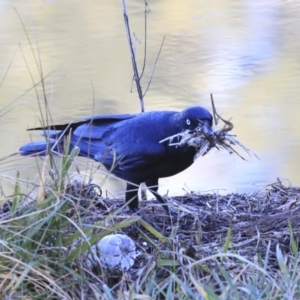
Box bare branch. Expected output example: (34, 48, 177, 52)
(121, 0, 145, 112)
(143, 36, 165, 98)
(139, 1, 150, 81)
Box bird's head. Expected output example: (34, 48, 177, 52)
(176, 106, 213, 139)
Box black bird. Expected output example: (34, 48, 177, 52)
(20, 106, 213, 215)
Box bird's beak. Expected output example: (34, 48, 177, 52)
(201, 120, 215, 142)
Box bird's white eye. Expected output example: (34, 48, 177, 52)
(186, 119, 191, 126)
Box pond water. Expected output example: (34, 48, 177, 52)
(0, 0, 300, 198)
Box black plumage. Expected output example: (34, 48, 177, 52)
(20, 106, 213, 214)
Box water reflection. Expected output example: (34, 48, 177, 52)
(198, 1, 281, 92)
(0, 0, 300, 198)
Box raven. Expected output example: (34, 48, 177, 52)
(20, 106, 213, 215)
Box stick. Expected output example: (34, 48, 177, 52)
(139, 0, 149, 80)
(121, 0, 145, 112)
(143, 36, 165, 97)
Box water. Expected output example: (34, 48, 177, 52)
(0, 0, 300, 198)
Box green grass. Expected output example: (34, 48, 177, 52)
(1, 149, 300, 299)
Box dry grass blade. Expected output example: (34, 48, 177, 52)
(160, 95, 259, 161)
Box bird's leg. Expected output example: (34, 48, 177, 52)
(125, 182, 161, 231)
(125, 183, 140, 211)
(145, 178, 177, 216)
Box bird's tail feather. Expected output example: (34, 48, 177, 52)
(19, 139, 60, 156)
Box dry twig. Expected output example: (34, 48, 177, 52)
(160, 95, 258, 161)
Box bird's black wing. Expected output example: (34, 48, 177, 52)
(94, 117, 169, 170)
(115, 141, 167, 171)
(83, 113, 137, 122)
(70, 114, 138, 139)
(28, 113, 138, 138)
(94, 140, 167, 171)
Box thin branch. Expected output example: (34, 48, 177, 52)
(210, 94, 233, 131)
(130, 32, 141, 93)
(121, 0, 145, 112)
(139, 0, 150, 80)
(0, 46, 18, 90)
(130, 74, 134, 93)
(143, 36, 165, 98)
